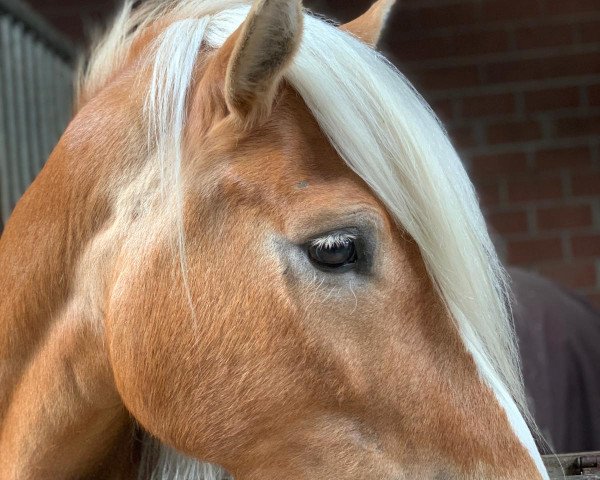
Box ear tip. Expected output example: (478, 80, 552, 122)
(254, 0, 304, 27)
(374, 0, 398, 19)
(223, 0, 304, 124)
(258, 0, 302, 11)
(340, 0, 397, 47)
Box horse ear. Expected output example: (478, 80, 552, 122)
(223, 0, 303, 122)
(340, 0, 396, 47)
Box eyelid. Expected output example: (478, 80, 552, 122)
(284, 209, 380, 245)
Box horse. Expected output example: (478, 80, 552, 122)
(0, 0, 550, 478)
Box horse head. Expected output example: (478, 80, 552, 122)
(0, 1, 548, 478)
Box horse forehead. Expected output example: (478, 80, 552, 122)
(260, 94, 372, 186)
(210, 149, 379, 227)
(197, 91, 379, 214)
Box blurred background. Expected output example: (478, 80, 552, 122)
(14, 0, 600, 309)
(0, 0, 599, 453)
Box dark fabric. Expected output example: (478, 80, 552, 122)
(509, 267, 600, 453)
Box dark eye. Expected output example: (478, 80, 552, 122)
(308, 236, 357, 268)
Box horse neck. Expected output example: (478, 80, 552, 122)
(0, 143, 78, 408)
(0, 121, 137, 477)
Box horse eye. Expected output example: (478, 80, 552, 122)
(308, 237, 357, 268)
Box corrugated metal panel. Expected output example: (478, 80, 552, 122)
(0, 0, 75, 228)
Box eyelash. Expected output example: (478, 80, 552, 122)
(310, 233, 356, 250)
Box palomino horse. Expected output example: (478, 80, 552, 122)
(0, 0, 550, 478)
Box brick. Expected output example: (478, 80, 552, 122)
(572, 234, 600, 257)
(537, 204, 593, 230)
(395, 35, 455, 62)
(482, 0, 543, 21)
(507, 176, 563, 202)
(488, 210, 529, 234)
(572, 172, 600, 196)
(414, 65, 480, 91)
(545, 0, 599, 16)
(455, 30, 511, 56)
(538, 261, 598, 289)
(515, 24, 574, 50)
(430, 99, 454, 123)
(448, 125, 478, 149)
(580, 20, 600, 44)
(485, 52, 599, 84)
(470, 152, 528, 178)
(589, 85, 600, 107)
(487, 120, 542, 145)
(554, 115, 600, 138)
(476, 182, 501, 206)
(508, 237, 563, 265)
(462, 93, 515, 117)
(381, 7, 420, 34)
(416, 3, 478, 29)
(524, 86, 580, 112)
(534, 146, 591, 170)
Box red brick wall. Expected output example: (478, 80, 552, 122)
(26, 0, 600, 307)
(382, 0, 600, 307)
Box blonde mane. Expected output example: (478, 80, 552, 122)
(78, 1, 547, 479)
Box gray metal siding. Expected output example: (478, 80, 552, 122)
(0, 0, 74, 227)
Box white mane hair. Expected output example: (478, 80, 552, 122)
(79, 1, 548, 479)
